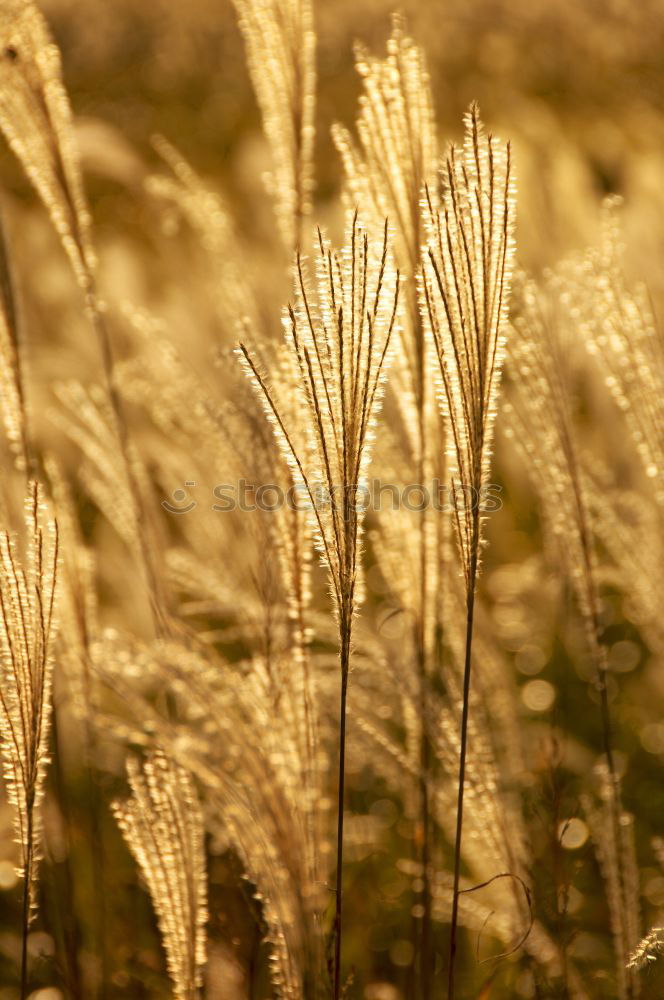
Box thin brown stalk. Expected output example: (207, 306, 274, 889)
(20, 832, 31, 1000)
(447, 539, 478, 999)
(334, 619, 351, 1000)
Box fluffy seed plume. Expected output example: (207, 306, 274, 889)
(113, 749, 208, 1000)
(504, 272, 622, 714)
(421, 103, 515, 590)
(0, 0, 96, 288)
(333, 17, 440, 491)
(0, 482, 58, 999)
(333, 15, 437, 277)
(230, 0, 315, 252)
(239, 212, 399, 619)
(0, 482, 58, 901)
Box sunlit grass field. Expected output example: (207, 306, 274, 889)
(0, 1, 663, 998)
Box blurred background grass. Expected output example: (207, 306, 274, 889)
(21, 0, 664, 283)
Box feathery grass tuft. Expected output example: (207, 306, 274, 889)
(333, 15, 437, 277)
(113, 748, 208, 1000)
(0, 0, 95, 288)
(231, 0, 315, 253)
(0, 481, 59, 998)
(422, 104, 514, 593)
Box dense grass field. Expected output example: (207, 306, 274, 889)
(0, 1, 663, 998)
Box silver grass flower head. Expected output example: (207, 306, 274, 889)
(333, 14, 437, 274)
(230, 0, 315, 252)
(0, 481, 59, 917)
(421, 103, 515, 588)
(162, 642, 326, 996)
(0, 0, 96, 288)
(112, 748, 208, 1000)
(333, 16, 442, 471)
(111, 643, 328, 997)
(238, 211, 400, 615)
